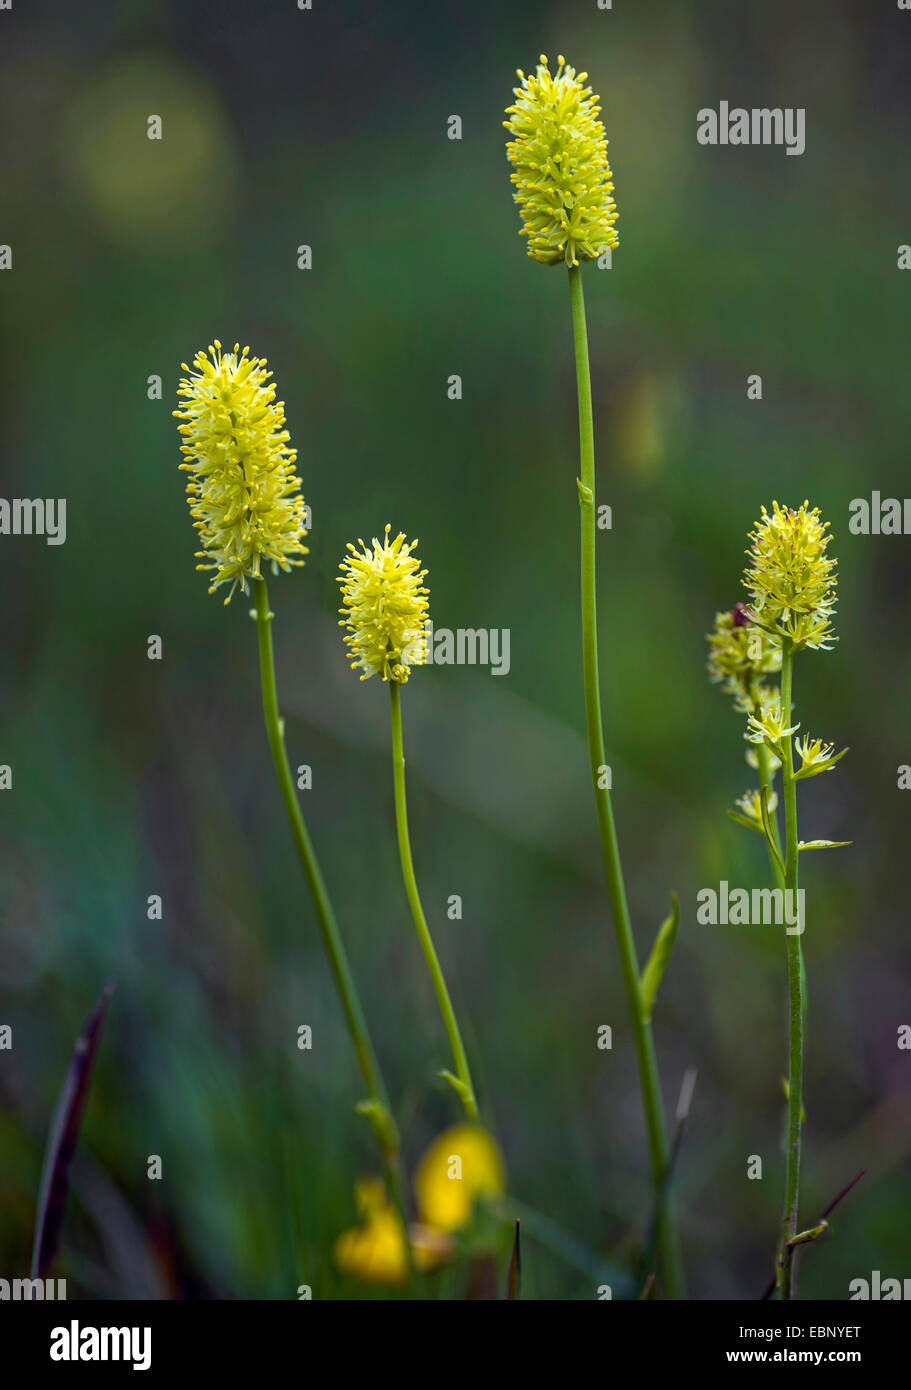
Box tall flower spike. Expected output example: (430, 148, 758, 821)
(175, 341, 308, 603)
(338, 526, 429, 684)
(504, 54, 618, 267)
(744, 501, 837, 650)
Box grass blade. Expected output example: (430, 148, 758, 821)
(640, 893, 679, 1024)
(30, 983, 114, 1279)
(638, 1067, 697, 1296)
(506, 1218, 521, 1299)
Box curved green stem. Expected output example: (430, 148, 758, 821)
(252, 577, 413, 1279)
(389, 680, 479, 1122)
(568, 265, 684, 1300)
(778, 641, 804, 1299)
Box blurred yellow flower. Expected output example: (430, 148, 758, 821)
(333, 1180, 409, 1286)
(175, 341, 308, 603)
(337, 525, 429, 683)
(334, 1125, 505, 1284)
(414, 1124, 505, 1233)
(332, 1180, 450, 1286)
(64, 57, 236, 245)
(504, 54, 618, 267)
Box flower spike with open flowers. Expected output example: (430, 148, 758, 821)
(338, 528, 479, 1121)
(744, 501, 838, 651)
(504, 54, 619, 268)
(174, 343, 408, 1236)
(504, 56, 684, 1300)
(709, 501, 850, 1300)
(175, 342, 309, 604)
(338, 526, 429, 684)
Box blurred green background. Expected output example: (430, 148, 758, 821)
(1, 0, 910, 1299)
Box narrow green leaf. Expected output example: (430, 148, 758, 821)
(726, 808, 765, 836)
(795, 747, 849, 780)
(760, 786, 786, 876)
(798, 839, 852, 851)
(640, 893, 679, 1023)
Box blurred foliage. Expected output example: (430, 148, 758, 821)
(0, 0, 909, 1299)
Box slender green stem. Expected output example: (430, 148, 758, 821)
(777, 641, 804, 1299)
(252, 577, 414, 1282)
(778, 644, 806, 1295)
(567, 264, 684, 1299)
(755, 731, 785, 891)
(752, 662, 811, 1299)
(253, 578, 389, 1126)
(389, 680, 479, 1122)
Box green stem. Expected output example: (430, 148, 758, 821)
(567, 264, 684, 1299)
(389, 680, 479, 1122)
(755, 732, 785, 891)
(252, 577, 413, 1280)
(778, 641, 804, 1300)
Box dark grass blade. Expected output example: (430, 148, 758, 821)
(30, 984, 114, 1279)
(820, 1167, 866, 1220)
(506, 1218, 521, 1299)
(760, 1169, 866, 1300)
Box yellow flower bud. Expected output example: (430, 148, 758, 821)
(504, 54, 618, 267)
(337, 526, 429, 684)
(174, 341, 308, 603)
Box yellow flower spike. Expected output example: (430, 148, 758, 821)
(414, 1124, 505, 1233)
(743, 501, 838, 651)
(509, 51, 680, 1298)
(337, 525, 429, 684)
(504, 53, 619, 267)
(174, 341, 308, 603)
(333, 1179, 450, 1286)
